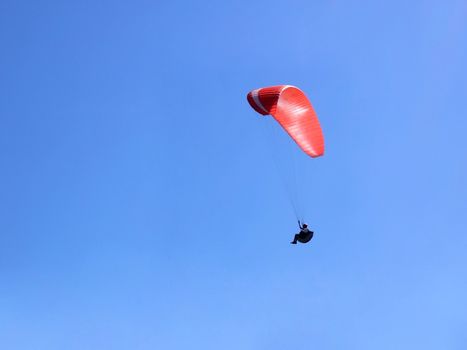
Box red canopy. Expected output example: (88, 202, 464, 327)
(247, 85, 324, 158)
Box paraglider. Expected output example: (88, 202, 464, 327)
(246, 85, 324, 244)
(291, 221, 314, 244)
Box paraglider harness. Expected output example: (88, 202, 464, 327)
(295, 220, 314, 243)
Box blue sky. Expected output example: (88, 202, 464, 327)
(1, 0, 467, 349)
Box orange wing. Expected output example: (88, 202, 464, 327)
(247, 85, 324, 158)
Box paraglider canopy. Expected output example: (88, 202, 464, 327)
(247, 85, 324, 158)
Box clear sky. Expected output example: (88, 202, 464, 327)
(1, 0, 467, 349)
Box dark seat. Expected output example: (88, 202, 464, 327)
(297, 231, 313, 243)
